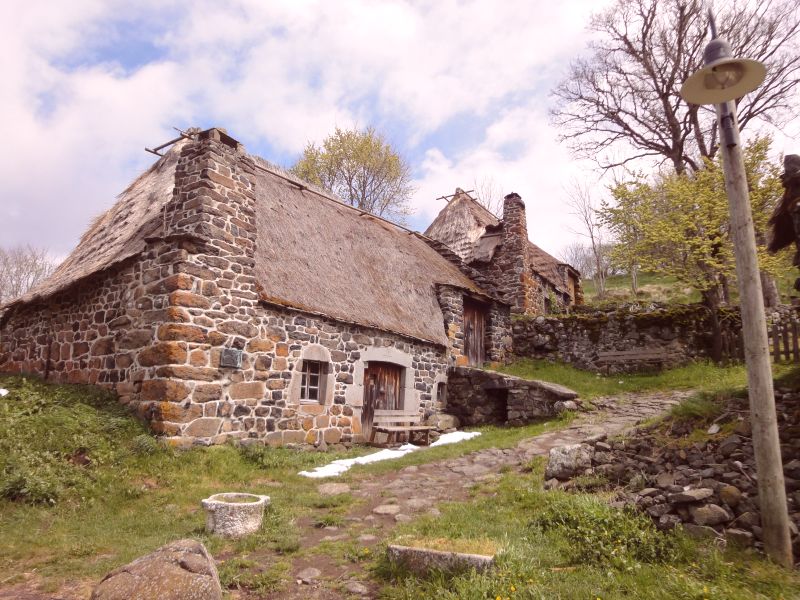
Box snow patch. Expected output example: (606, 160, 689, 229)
(0, 389, 8, 397)
(298, 431, 482, 478)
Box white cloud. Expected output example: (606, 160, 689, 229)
(1, 0, 613, 257)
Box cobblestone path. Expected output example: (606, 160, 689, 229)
(266, 389, 693, 600)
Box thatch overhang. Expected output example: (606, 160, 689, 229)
(251, 159, 487, 346)
(1, 141, 187, 314)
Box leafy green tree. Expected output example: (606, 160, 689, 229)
(291, 126, 414, 224)
(600, 137, 784, 358)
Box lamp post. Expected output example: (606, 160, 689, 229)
(681, 13, 793, 568)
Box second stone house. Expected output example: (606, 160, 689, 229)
(0, 128, 512, 447)
(425, 189, 583, 315)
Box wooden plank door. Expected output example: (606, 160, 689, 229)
(362, 362, 402, 439)
(463, 298, 487, 366)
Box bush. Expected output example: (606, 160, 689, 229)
(530, 496, 676, 569)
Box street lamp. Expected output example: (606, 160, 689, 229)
(681, 13, 793, 568)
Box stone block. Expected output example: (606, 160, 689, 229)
(153, 401, 203, 423)
(247, 339, 274, 352)
(275, 343, 289, 357)
(229, 381, 265, 400)
(323, 427, 342, 444)
(218, 320, 258, 338)
(91, 538, 221, 600)
(138, 342, 188, 367)
(283, 430, 306, 444)
(141, 380, 190, 402)
(169, 291, 211, 309)
(545, 444, 594, 480)
(91, 337, 115, 356)
(183, 417, 223, 438)
(158, 324, 208, 344)
(155, 366, 220, 381)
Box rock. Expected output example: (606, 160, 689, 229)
(719, 485, 742, 508)
(736, 511, 760, 528)
(655, 472, 676, 488)
(395, 513, 413, 523)
(386, 544, 495, 576)
(658, 514, 682, 530)
(682, 524, 720, 540)
(545, 444, 594, 480)
(344, 581, 369, 595)
(554, 400, 579, 413)
(638, 488, 660, 497)
(91, 539, 221, 600)
(646, 504, 672, 518)
(318, 483, 350, 496)
(373, 504, 401, 515)
(431, 414, 460, 430)
(725, 528, 754, 547)
(718, 435, 742, 457)
(357, 534, 378, 544)
(690, 503, 732, 526)
(297, 567, 321, 584)
(667, 488, 713, 503)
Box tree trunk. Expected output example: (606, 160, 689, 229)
(761, 270, 780, 308)
(630, 263, 639, 295)
(720, 274, 731, 304)
(702, 287, 723, 363)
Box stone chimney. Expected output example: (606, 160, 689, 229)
(499, 192, 531, 314)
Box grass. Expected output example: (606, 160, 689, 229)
(498, 357, 796, 399)
(0, 373, 577, 592)
(582, 267, 798, 307)
(377, 460, 800, 600)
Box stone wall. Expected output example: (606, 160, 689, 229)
(445, 366, 578, 426)
(512, 304, 746, 371)
(0, 128, 466, 447)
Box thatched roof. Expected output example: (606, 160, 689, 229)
(424, 189, 499, 262)
(251, 160, 483, 345)
(4, 138, 487, 345)
(425, 188, 574, 294)
(4, 141, 186, 310)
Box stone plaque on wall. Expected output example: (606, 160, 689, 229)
(220, 348, 243, 369)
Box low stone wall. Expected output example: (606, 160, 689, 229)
(445, 366, 578, 426)
(512, 304, 749, 372)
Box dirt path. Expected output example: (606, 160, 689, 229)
(250, 389, 692, 599)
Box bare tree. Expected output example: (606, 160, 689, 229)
(0, 245, 56, 305)
(560, 241, 594, 277)
(566, 181, 608, 297)
(472, 175, 504, 217)
(552, 0, 800, 174)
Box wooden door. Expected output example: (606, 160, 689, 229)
(463, 298, 487, 366)
(362, 362, 402, 439)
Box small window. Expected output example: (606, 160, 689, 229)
(300, 360, 326, 403)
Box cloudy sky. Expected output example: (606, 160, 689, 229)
(2, 0, 655, 262)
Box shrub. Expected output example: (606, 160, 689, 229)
(530, 497, 676, 569)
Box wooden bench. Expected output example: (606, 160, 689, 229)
(595, 347, 678, 374)
(370, 409, 435, 446)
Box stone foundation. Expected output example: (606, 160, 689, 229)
(445, 366, 578, 426)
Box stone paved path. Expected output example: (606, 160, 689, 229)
(263, 389, 692, 599)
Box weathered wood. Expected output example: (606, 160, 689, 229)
(463, 298, 487, 366)
(595, 347, 678, 373)
(362, 363, 402, 439)
(783, 325, 791, 362)
(370, 408, 434, 446)
(772, 323, 781, 363)
(720, 98, 792, 566)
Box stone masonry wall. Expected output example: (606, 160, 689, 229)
(446, 366, 578, 426)
(512, 304, 745, 371)
(1, 128, 459, 448)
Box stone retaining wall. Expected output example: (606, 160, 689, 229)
(512, 304, 748, 372)
(445, 366, 578, 426)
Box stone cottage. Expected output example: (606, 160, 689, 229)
(0, 128, 513, 447)
(425, 188, 583, 315)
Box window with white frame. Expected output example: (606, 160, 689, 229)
(300, 360, 326, 403)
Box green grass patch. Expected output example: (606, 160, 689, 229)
(0, 374, 369, 589)
(499, 358, 795, 399)
(378, 462, 800, 599)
